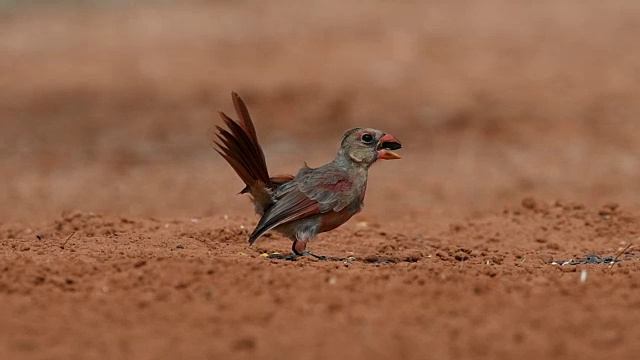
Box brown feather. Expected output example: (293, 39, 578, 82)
(213, 93, 287, 212)
(249, 185, 322, 244)
(232, 92, 262, 160)
(217, 113, 270, 185)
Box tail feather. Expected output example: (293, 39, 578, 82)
(232, 92, 261, 157)
(214, 123, 260, 182)
(217, 110, 269, 182)
(214, 92, 273, 197)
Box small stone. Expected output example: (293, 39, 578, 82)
(546, 243, 561, 250)
(176, 244, 185, 249)
(560, 265, 577, 272)
(403, 251, 422, 262)
(599, 204, 616, 216)
(537, 254, 553, 264)
(521, 197, 537, 210)
(582, 254, 602, 264)
(580, 269, 588, 283)
(232, 336, 256, 351)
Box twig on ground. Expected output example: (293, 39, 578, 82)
(606, 243, 633, 271)
(60, 231, 77, 249)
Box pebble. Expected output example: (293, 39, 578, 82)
(580, 269, 588, 283)
(454, 252, 469, 261)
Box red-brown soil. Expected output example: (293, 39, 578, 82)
(2, 1, 640, 359)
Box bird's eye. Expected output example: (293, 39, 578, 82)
(361, 133, 374, 144)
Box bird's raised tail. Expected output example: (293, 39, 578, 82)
(214, 93, 273, 203)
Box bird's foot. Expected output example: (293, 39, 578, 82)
(302, 251, 350, 262)
(302, 251, 327, 261)
(284, 254, 299, 261)
(266, 252, 290, 260)
(267, 251, 345, 262)
(265, 252, 304, 261)
(267, 251, 327, 261)
(291, 240, 326, 260)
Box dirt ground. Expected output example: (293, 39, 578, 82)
(2, 1, 640, 359)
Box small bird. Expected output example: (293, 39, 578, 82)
(214, 92, 402, 259)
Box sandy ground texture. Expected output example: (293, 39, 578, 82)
(2, 1, 640, 359)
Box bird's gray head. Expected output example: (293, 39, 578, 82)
(337, 128, 402, 166)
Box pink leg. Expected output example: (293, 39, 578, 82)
(292, 240, 307, 256)
(291, 240, 326, 260)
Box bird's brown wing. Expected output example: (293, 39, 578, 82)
(248, 165, 358, 244)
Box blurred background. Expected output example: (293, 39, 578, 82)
(2, 0, 640, 223)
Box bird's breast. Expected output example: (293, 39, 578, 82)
(318, 201, 362, 233)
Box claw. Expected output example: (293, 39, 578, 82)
(266, 253, 299, 261)
(284, 254, 298, 261)
(302, 251, 327, 261)
(267, 247, 339, 262)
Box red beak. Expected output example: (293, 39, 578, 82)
(377, 133, 402, 160)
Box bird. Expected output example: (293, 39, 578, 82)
(213, 92, 402, 259)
